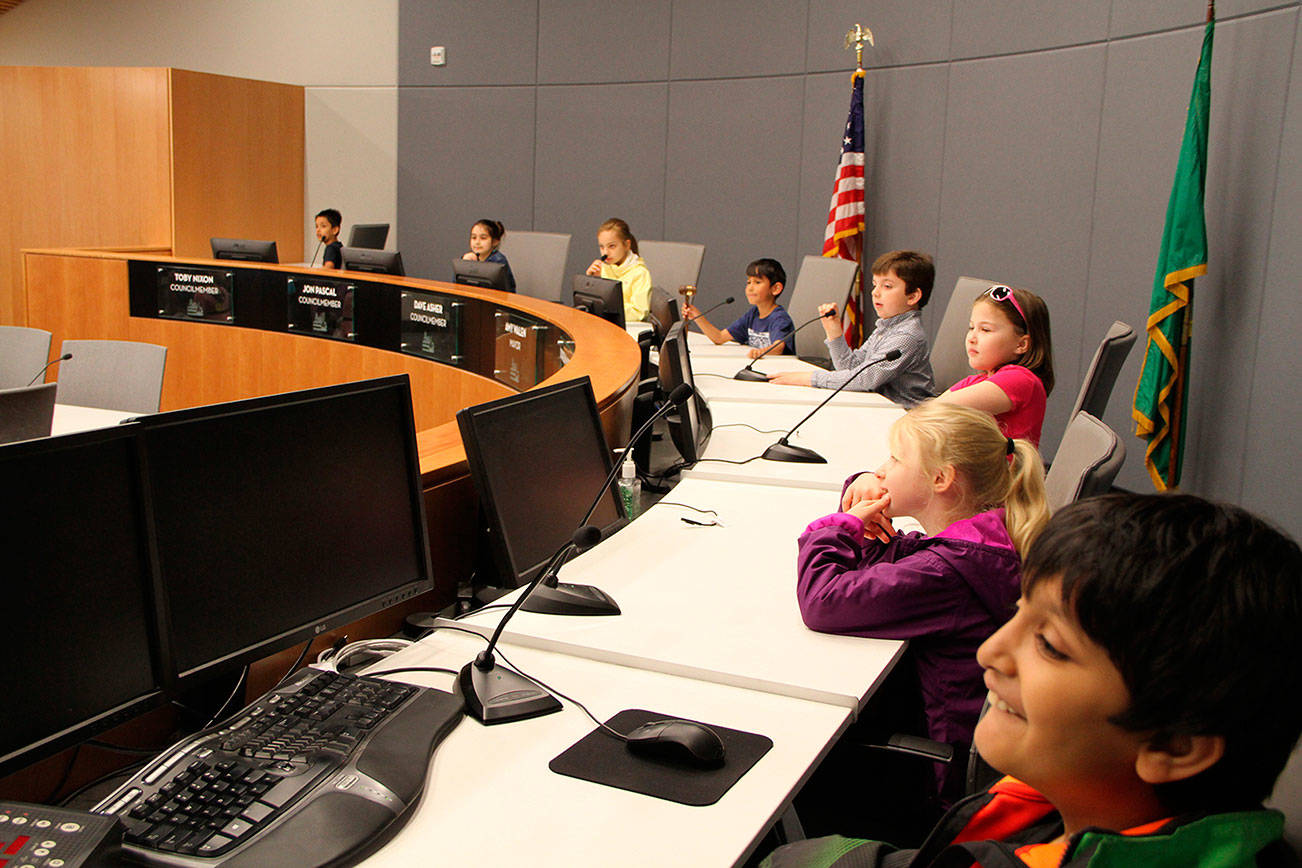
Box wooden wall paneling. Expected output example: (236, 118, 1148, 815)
(0, 66, 172, 325)
(168, 69, 304, 261)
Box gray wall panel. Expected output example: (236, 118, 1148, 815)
(664, 77, 805, 326)
(670, 0, 807, 80)
(396, 86, 537, 281)
(1108, 0, 1285, 39)
(937, 46, 1107, 457)
(805, 0, 954, 70)
(1179, 9, 1294, 499)
(950, 0, 1111, 59)
(537, 0, 672, 83)
(1241, 15, 1302, 539)
(398, 0, 538, 86)
(533, 83, 669, 281)
(1085, 29, 1204, 493)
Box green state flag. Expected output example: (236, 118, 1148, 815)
(1133, 14, 1213, 491)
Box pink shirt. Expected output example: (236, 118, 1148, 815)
(951, 364, 1046, 446)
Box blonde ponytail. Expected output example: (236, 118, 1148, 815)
(890, 401, 1049, 555)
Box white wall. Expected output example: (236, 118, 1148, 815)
(0, 0, 400, 260)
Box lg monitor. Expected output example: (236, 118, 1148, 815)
(210, 238, 279, 263)
(658, 322, 712, 465)
(342, 246, 405, 276)
(456, 377, 624, 590)
(0, 426, 164, 776)
(452, 258, 512, 292)
(572, 275, 625, 329)
(347, 223, 390, 250)
(133, 375, 432, 686)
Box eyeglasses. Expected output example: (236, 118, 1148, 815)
(985, 285, 1027, 325)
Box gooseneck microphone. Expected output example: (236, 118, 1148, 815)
(734, 310, 838, 381)
(460, 524, 604, 724)
(27, 353, 72, 387)
(762, 349, 903, 464)
(519, 382, 696, 617)
(684, 296, 735, 322)
(308, 238, 323, 267)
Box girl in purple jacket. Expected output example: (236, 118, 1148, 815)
(796, 401, 1048, 798)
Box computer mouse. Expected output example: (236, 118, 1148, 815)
(624, 718, 726, 769)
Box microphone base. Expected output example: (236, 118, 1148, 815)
(459, 659, 563, 725)
(762, 441, 828, 464)
(520, 582, 621, 616)
(733, 368, 769, 382)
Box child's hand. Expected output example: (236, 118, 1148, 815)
(586, 259, 604, 276)
(846, 494, 895, 544)
(767, 371, 814, 386)
(819, 303, 843, 338)
(681, 303, 701, 320)
(840, 472, 884, 512)
(818, 302, 838, 318)
(461, 252, 477, 260)
(747, 346, 768, 359)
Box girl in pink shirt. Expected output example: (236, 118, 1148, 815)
(939, 284, 1054, 446)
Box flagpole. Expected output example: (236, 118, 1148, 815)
(845, 24, 873, 347)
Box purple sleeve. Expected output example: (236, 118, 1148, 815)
(796, 524, 964, 639)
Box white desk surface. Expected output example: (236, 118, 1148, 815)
(685, 331, 753, 358)
(359, 631, 851, 868)
(692, 358, 899, 409)
(51, 404, 138, 435)
(445, 477, 908, 712)
(683, 400, 902, 491)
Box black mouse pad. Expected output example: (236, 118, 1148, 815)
(548, 708, 773, 806)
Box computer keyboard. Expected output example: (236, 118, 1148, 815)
(94, 667, 463, 867)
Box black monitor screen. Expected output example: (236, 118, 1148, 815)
(457, 377, 623, 589)
(0, 427, 162, 775)
(452, 258, 511, 292)
(347, 223, 390, 250)
(210, 238, 279, 263)
(572, 275, 625, 329)
(342, 247, 405, 276)
(138, 376, 432, 683)
(658, 322, 711, 464)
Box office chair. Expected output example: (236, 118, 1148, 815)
(56, 339, 168, 414)
(0, 325, 54, 389)
(497, 230, 571, 303)
(1044, 411, 1125, 511)
(0, 381, 57, 444)
(638, 240, 705, 303)
(929, 276, 1000, 391)
(1069, 321, 1136, 420)
(785, 255, 859, 365)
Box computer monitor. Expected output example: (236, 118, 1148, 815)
(658, 322, 712, 465)
(347, 223, 390, 249)
(0, 426, 164, 776)
(210, 238, 279, 263)
(452, 258, 511, 292)
(572, 275, 625, 329)
(649, 290, 681, 340)
(456, 377, 624, 589)
(134, 375, 433, 686)
(342, 246, 405, 276)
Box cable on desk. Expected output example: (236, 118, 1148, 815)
(694, 454, 765, 465)
(493, 647, 629, 743)
(57, 755, 151, 808)
(315, 638, 413, 675)
(43, 744, 82, 804)
(362, 665, 460, 680)
(454, 603, 512, 621)
(270, 637, 317, 689)
(714, 422, 787, 435)
(84, 739, 168, 756)
(656, 502, 718, 516)
(196, 665, 251, 731)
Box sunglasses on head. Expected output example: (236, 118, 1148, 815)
(985, 284, 1027, 325)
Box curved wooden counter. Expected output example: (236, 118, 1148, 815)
(22, 248, 641, 606)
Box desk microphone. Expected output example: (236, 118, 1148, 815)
(459, 524, 603, 725)
(762, 349, 902, 464)
(309, 238, 323, 267)
(27, 353, 71, 387)
(519, 382, 696, 617)
(684, 296, 735, 322)
(733, 310, 837, 381)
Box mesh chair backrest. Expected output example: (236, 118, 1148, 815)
(785, 256, 859, 362)
(1069, 321, 1136, 420)
(57, 339, 167, 414)
(497, 231, 572, 303)
(931, 276, 998, 391)
(1045, 412, 1125, 511)
(638, 241, 705, 298)
(0, 325, 53, 389)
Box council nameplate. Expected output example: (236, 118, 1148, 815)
(157, 267, 234, 323)
(287, 277, 356, 341)
(400, 292, 462, 364)
(493, 312, 545, 389)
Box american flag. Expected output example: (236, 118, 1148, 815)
(822, 70, 866, 347)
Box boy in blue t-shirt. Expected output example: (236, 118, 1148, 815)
(683, 258, 794, 357)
